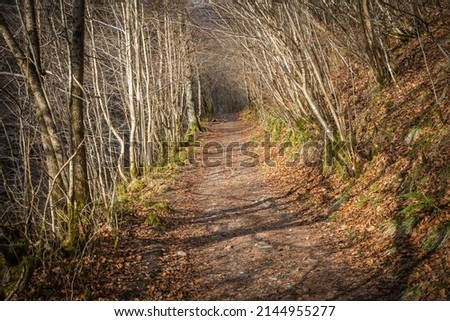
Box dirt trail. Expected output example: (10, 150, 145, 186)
(159, 114, 396, 300)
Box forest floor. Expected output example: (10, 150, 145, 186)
(24, 113, 397, 300)
(23, 111, 447, 301)
(140, 114, 399, 300)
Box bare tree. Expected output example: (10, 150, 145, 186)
(67, 0, 90, 246)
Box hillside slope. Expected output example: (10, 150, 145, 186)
(261, 17, 449, 300)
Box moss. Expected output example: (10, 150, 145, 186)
(60, 240, 77, 258)
(174, 148, 189, 165)
(127, 180, 145, 193)
(266, 117, 285, 141)
(145, 200, 169, 212)
(200, 118, 210, 128)
(130, 163, 139, 179)
(83, 288, 92, 300)
(1, 254, 36, 298)
(144, 200, 158, 208)
(183, 129, 197, 144)
(154, 201, 169, 211)
(145, 214, 164, 228)
(371, 91, 384, 104)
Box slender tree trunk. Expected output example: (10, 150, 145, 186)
(68, 0, 90, 244)
(123, 1, 140, 178)
(195, 64, 203, 122)
(24, 0, 43, 75)
(182, 13, 201, 133)
(185, 64, 198, 131)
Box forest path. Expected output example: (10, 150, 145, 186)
(153, 114, 395, 300)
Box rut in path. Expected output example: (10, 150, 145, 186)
(163, 114, 396, 300)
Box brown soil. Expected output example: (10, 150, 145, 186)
(150, 114, 399, 300)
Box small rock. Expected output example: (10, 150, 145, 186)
(326, 291, 337, 300)
(285, 285, 296, 291)
(176, 251, 187, 257)
(225, 245, 233, 251)
(256, 241, 273, 249)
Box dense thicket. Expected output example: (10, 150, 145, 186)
(1, 0, 211, 296)
(0, 0, 448, 299)
(217, 0, 448, 174)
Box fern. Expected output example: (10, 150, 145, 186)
(399, 192, 437, 214)
(400, 192, 431, 203)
